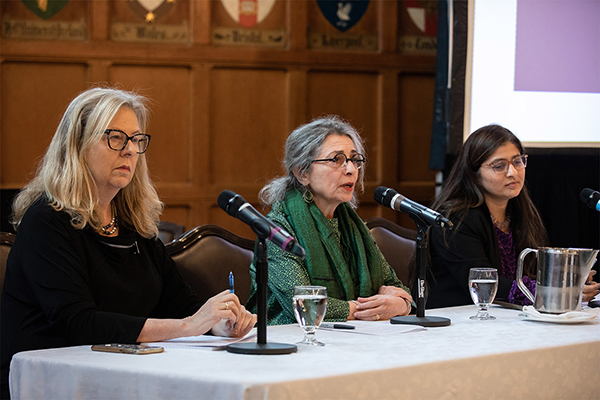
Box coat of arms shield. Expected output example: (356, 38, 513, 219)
(127, 0, 176, 23)
(316, 0, 370, 33)
(405, 0, 438, 36)
(21, 0, 70, 20)
(220, 0, 276, 28)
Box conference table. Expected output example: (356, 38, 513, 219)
(9, 305, 599, 400)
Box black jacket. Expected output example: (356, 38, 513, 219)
(427, 203, 514, 309)
(1, 199, 201, 398)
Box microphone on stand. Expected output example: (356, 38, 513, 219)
(217, 190, 298, 355)
(374, 186, 453, 230)
(580, 188, 600, 212)
(373, 186, 451, 327)
(218, 190, 305, 259)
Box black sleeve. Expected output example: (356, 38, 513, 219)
(16, 206, 146, 344)
(430, 209, 513, 300)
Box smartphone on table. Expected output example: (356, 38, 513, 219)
(91, 343, 164, 354)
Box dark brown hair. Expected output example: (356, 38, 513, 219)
(433, 124, 548, 274)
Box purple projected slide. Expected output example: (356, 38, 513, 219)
(514, 0, 600, 93)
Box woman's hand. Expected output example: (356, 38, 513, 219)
(136, 290, 256, 343)
(211, 305, 257, 337)
(583, 270, 599, 303)
(183, 290, 249, 337)
(352, 286, 413, 321)
(347, 301, 358, 320)
(378, 285, 412, 301)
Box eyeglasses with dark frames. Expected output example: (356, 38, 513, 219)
(312, 153, 366, 170)
(481, 154, 528, 175)
(104, 129, 151, 154)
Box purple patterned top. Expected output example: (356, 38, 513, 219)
(494, 226, 535, 305)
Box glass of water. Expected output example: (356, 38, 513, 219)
(293, 286, 327, 346)
(468, 268, 498, 320)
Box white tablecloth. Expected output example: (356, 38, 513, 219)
(10, 305, 600, 399)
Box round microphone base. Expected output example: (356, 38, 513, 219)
(390, 315, 451, 327)
(226, 342, 297, 355)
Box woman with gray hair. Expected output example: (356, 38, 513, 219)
(246, 116, 413, 326)
(1, 87, 255, 398)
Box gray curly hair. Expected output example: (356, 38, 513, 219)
(259, 115, 366, 208)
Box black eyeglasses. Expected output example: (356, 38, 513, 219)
(481, 154, 528, 175)
(312, 153, 366, 170)
(104, 129, 151, 154)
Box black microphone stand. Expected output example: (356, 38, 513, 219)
(390, 213, 451, 327)
(227, 236, 297, 354)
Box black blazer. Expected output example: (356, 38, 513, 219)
(427, 203, 514, 309)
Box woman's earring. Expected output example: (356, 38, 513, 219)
(303, 188, 314, 203)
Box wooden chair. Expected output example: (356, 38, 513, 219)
(1, 232, 16, 307)
(365, 217, 417, 285)
(165, 225, 255, 305)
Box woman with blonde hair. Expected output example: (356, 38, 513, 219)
(1, 87, 255, 398)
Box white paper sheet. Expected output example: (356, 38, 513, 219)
(144, 329, 257, 349)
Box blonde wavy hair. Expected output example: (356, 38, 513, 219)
(11, 87, 163, 239)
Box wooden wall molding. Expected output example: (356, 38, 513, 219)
(1, 0, 438, 237)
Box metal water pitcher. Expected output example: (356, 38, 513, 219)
(516, 247, 599, 314)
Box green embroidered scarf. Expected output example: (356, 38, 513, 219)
(280, 189, 384, 300)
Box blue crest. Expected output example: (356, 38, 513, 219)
(316, 0, 371, 33)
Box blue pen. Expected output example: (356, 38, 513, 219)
(229, 271, 235, 293)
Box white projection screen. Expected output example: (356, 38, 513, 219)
(464, 0, 600, 147)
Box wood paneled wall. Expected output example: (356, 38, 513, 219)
(1, 0, 438, 239)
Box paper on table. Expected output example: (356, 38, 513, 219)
(144, 328, 257, 350)
(319, 320, 426, 336)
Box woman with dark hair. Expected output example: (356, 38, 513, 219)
(427, 124, 599, 309)
(246, 116, 413, 325)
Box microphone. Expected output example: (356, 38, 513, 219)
(217, 190, 306, 259)
(374, 186, 454, 230)
(580, 188, 600, 212)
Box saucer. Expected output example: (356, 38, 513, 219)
(519, 306, 599, 324)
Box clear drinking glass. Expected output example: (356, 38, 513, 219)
(468, 268, 498, 320)
(293, 286, 328, 346)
